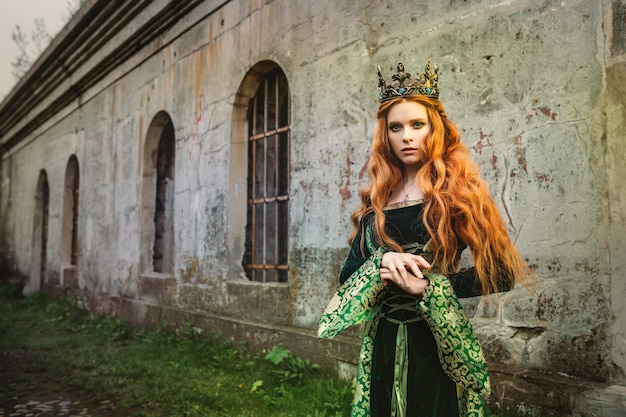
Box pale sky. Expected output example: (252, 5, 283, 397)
(0, 0, 72, 101)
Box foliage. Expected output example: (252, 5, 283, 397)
(265, 344, 321, 384)
(9, 0, 86, 81)
(10, 19, 52, 80)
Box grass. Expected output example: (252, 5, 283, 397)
(0, 281, 352, 417)
(0, 281, 532, 417)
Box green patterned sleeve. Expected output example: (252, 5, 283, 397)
(318, 247, 386, 339)
(418, 272, 491, 396)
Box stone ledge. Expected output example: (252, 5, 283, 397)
(489, 367, 626, 417)
(61, 265, 78, 289)
(138, 273, 176, 304)
(61, 289, 626, 416)
(574, 384, 626, 417)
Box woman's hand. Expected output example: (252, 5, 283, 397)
(380, 251, 431, 296)
(380, 268, 429, 295)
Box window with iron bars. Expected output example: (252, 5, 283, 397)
(243, 68, 290, 283)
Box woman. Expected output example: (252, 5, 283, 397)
(318, 61, 530, 417)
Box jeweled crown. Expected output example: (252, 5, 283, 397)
(377, 61, 439, 102)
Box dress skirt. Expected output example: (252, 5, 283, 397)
(370, 304, 460, 417)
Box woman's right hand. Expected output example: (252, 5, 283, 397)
(380, 267, 429, 296)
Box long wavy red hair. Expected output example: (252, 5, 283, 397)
(350, 95, 530, 294)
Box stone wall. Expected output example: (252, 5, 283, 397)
(0, 0, 624, 415)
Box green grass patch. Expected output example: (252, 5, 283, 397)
(0, 282, 352, 416)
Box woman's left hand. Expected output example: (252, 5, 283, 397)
(381, 251, 430, 283)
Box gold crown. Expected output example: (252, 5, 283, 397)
(377, 61, 439, 102)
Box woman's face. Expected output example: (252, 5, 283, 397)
(386, 100, 431, 169)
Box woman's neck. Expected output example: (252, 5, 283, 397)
(404, 166, 420, 182)
(385, 168, 424, 206)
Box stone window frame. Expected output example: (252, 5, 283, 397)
(229, 61, 291, 285)
(141, 111, 176, 277)
(31, 169, 50, 292)
(61, 155, 80, 289)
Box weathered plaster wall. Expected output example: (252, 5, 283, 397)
(1, 0, 625, 415)
(606, 0, 626, 388)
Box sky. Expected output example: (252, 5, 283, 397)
(0, 0, 72, 101)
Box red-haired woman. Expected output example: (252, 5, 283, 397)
(319, 62, 531, 417)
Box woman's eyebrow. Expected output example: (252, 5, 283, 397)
(387, 117, 427, 124)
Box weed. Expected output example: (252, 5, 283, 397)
(264, 344, 321, 385)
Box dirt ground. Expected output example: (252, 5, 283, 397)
(0, 350, 127, 417)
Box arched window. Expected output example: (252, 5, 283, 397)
(142, 112, 175, 274)
(31, 170, 50, 291)
(62, 155, 80, 266)
(243, 67, 290, 283)
(153, 120, 175, 273)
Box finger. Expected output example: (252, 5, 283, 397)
(401, 253, 430, 268)
(381, 273, 402, 291)
(386, 266, 406, 288)
(381, 268, 401, 284)
(414, 255, 431, 269)
(380, 269, 396, 285)
(394, 263, 409, 287)
(407, 264, 424, 279)
(380, 269, 392, 285)
(403, 256, 430, 279)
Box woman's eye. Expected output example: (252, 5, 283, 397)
(389, 124, 402, 132)
(413, 122, 424, 129)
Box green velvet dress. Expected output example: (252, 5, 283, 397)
(319, 201, 510, 417)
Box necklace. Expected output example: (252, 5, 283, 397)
(402, 179, 417, 201)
